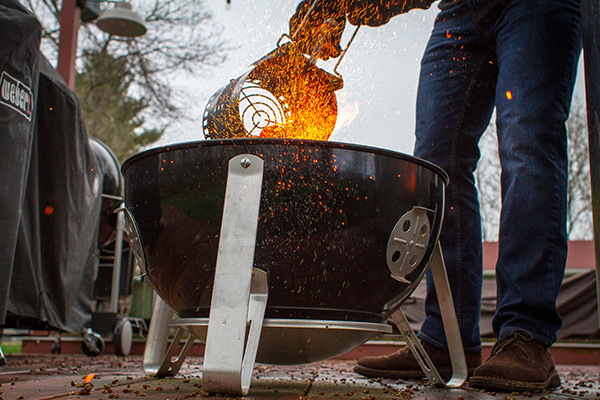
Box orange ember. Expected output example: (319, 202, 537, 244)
(247, 50, 339, 141)
(84, 374, 94, 384)
(204, 42, 340, 141)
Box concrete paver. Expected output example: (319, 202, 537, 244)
(0, 355, 599, 400)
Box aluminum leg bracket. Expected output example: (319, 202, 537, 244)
(202, 154, 266, 396)
(143, 294, 195, 377)
(393, 242, 468, 388)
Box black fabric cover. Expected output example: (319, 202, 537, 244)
(0, 0, 41, 324)
(89, 137, 123, 247)
(6, 55, 103, 333)
(401, 269, 600, 340)
(555, 269, 600, 339)
(0, 2, 105, 333)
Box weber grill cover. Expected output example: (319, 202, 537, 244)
(6, 54, 103, 333)
(0, 0, 41, 325)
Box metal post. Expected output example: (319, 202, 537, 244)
(56, 0, 81, 89)
(143, 294, 196, 377)
(582, 0, 600, 327)
(203, 154, 265, 396)
(109, 207, 125, 314)
(390, 242, 467, 388)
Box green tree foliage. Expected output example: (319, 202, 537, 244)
(75, 49, 162, 162)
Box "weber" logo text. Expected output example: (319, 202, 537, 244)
(0, 71, 33, 121)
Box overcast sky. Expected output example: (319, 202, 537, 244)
(153, 0, 586, 156)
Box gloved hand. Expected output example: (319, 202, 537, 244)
(289, 0, 347, 60)
(347, 0, 435, 26)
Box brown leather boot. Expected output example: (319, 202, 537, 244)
(354, 341, 482, 380)
(469, 331, 561, 392)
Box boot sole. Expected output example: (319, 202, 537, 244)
(469, 370, 561, 392)
(354, 365, 429, 380)
(354, 365, 477, 381)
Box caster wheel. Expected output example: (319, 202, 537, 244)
(82, 330, 105, 357)
(114, 319, 133, 356)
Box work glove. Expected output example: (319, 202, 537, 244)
(289, 0, 347, 60)
(347, 0, 435, 26)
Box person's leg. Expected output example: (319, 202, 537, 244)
(470, 0, 582, 392)
(355, 0, 497, 379)
(492, 0, 581, 346)
(413, 0, 497, 354)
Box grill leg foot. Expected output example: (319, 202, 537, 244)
(143, 294, 195, 377)
(393, 242, 468, 388)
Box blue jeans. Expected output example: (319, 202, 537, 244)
(413, 0, 582, 351)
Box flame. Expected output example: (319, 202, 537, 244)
(255, 75, 338, 141)
(84, 374, 94, 384)
(242, 46, 339, 141)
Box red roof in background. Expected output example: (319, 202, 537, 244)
(482, 240, 596, 270)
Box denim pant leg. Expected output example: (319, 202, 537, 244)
(492, 0, 581, 347)
(413, 0, 497, 353)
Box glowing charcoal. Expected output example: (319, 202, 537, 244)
(203, 43, 341, 141)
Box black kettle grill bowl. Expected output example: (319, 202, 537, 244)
(122, 139, 447, 323)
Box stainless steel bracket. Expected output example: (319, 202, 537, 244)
(241, 269, 269, 392)
(142, 154, 267, 393)
(202, 154, 266, 396)
(392, 242, 468, 388)
(141, 270, 268, 384)
(143, 294, 196, 377)
(110, 204, 125, 313)
(391, 310, 444, 385)
(0, 344, 5, 366)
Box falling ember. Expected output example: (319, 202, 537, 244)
(203, 42, 341, 141)
(506, 91, 513, 100)
(84, 374, 94, 384)
(44, 205, 53, 215)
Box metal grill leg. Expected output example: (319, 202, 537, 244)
(143, 294, 195, 377)
(0, 344, 6, 366)
(391, 310, 445, 386)
(393, 242, 468, 388)
(241, 269, 269, 393)
(202, 154, 266, 396)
